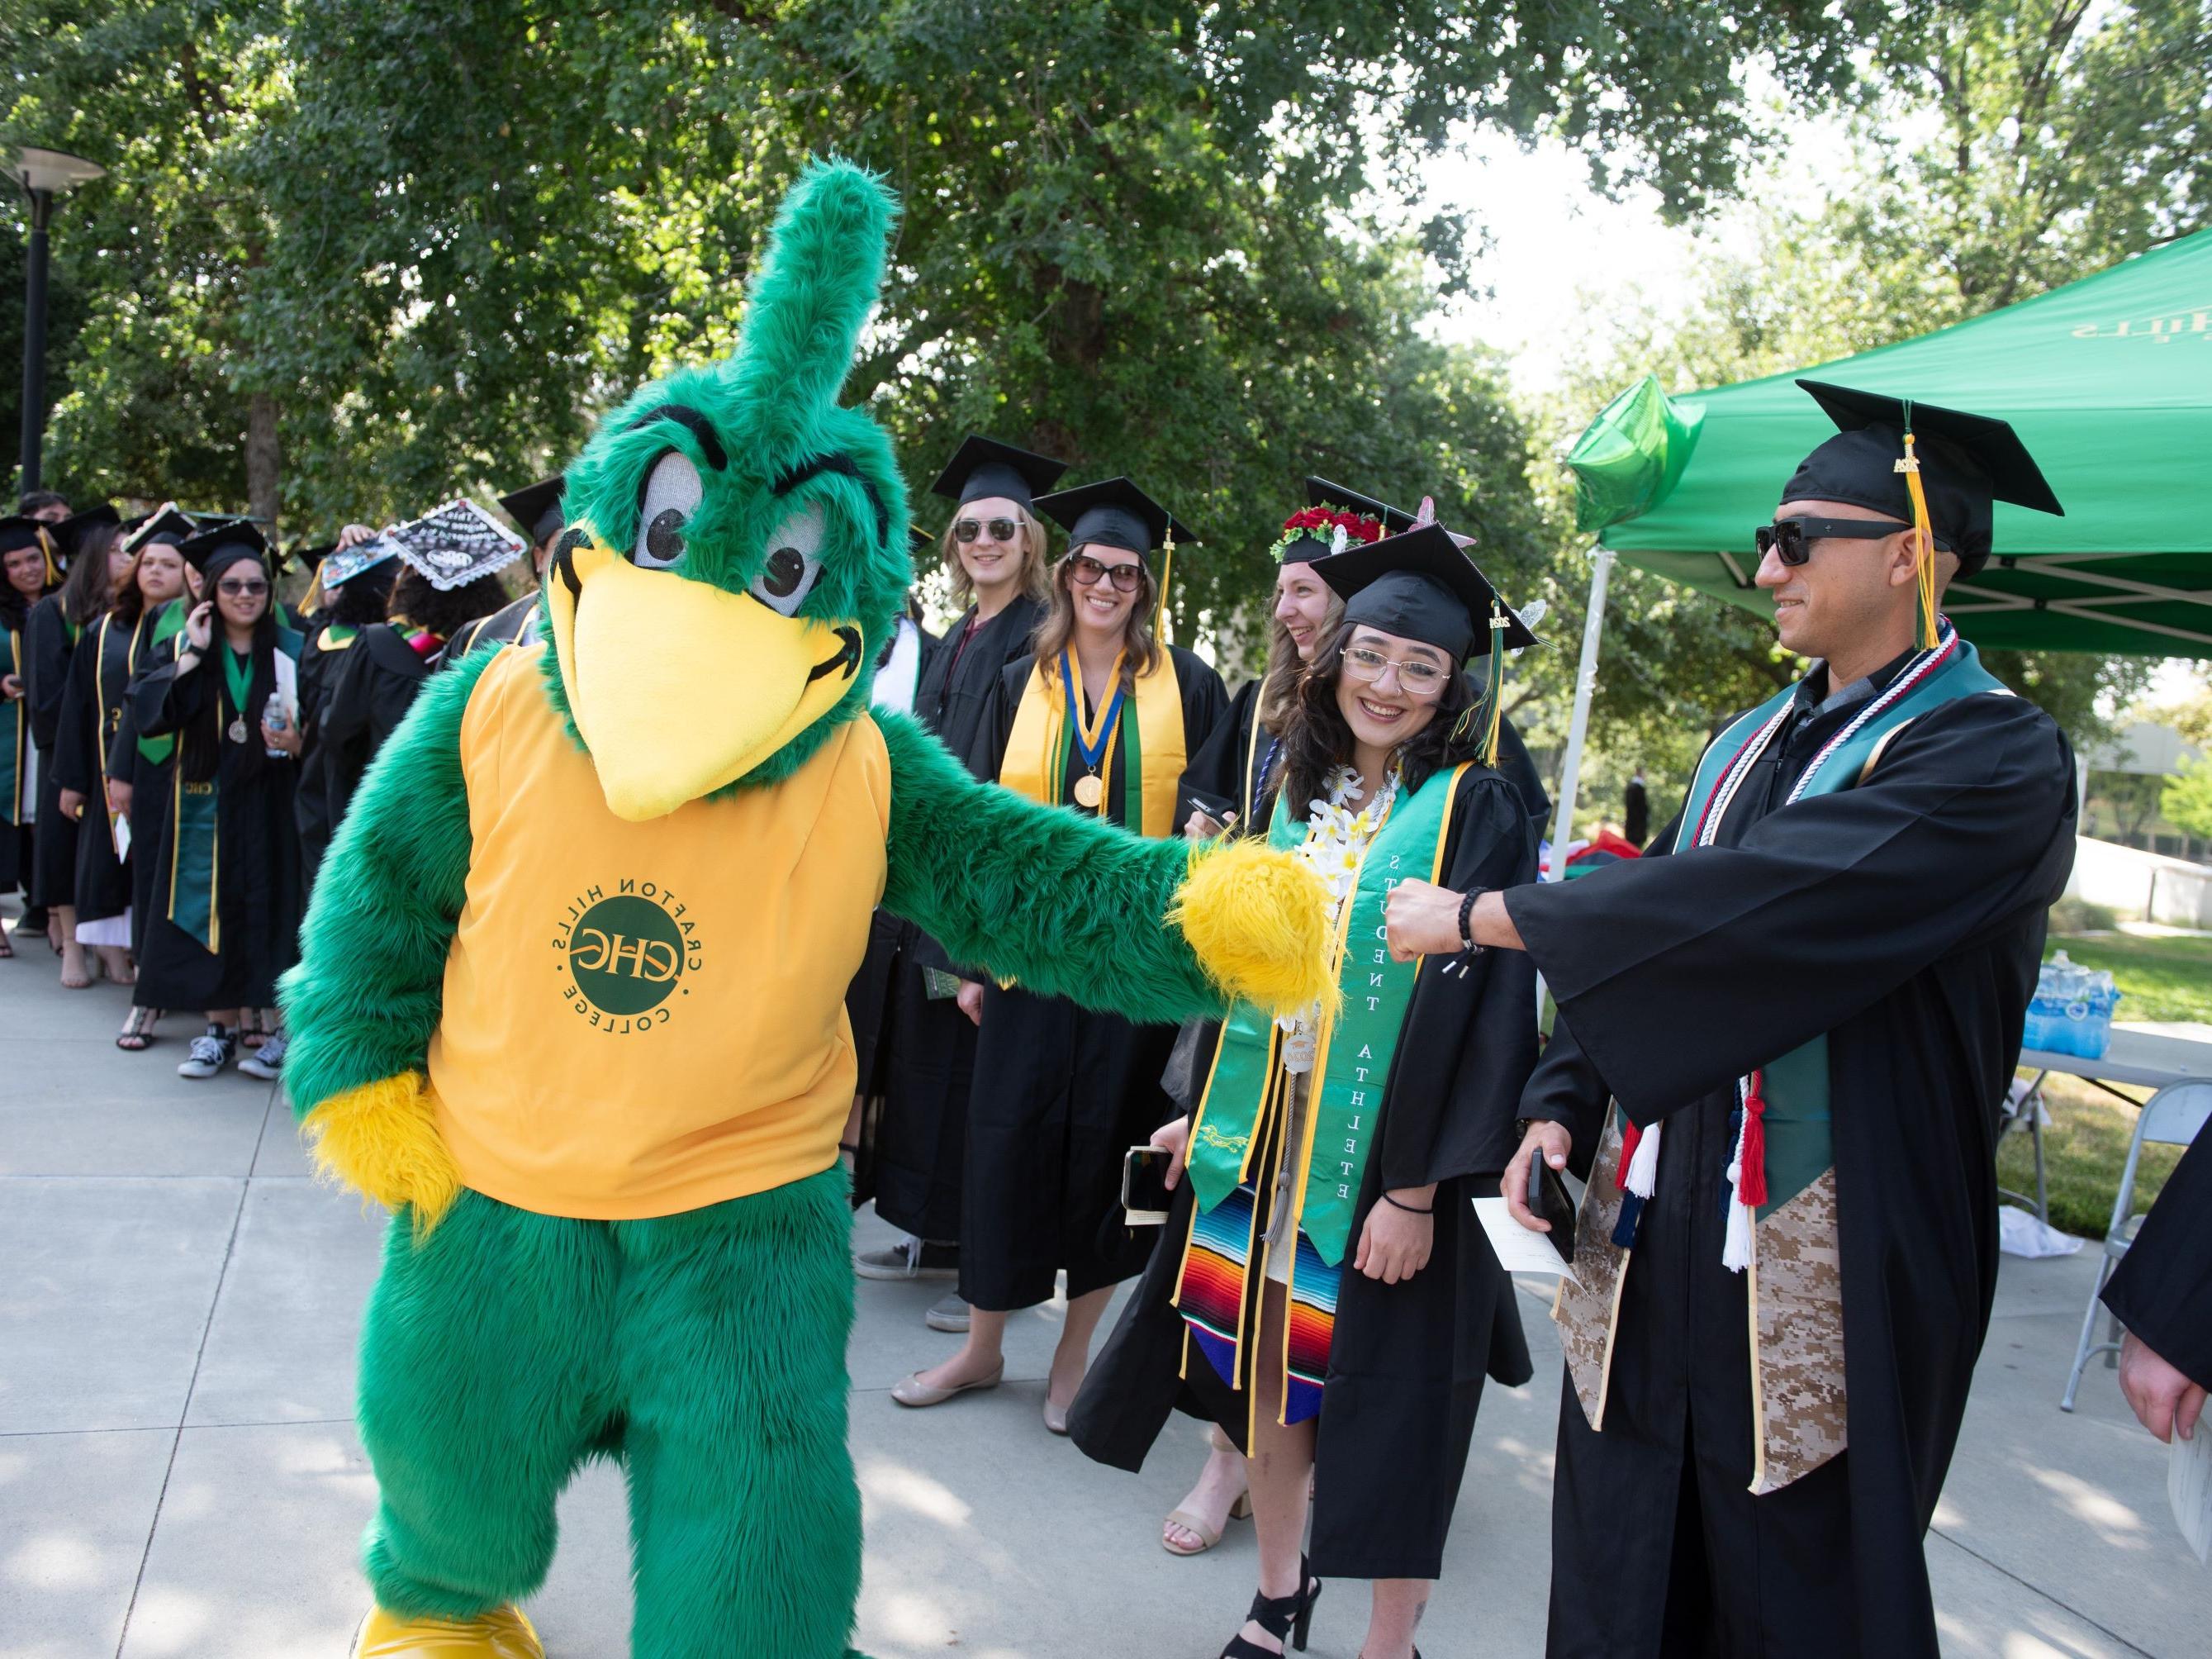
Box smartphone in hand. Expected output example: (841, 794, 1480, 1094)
(1123, 1146, 1177, 1225)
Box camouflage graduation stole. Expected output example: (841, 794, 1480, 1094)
(1555, 620, 2004, 1494)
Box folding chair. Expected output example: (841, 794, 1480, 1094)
(2059, 1080, 2212, 1411)
(2000, 1072, 2050, 1227)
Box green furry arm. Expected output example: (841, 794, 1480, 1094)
(877, 711, 1224, 1025)
(279, 648, 495, 1120)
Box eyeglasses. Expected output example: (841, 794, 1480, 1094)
(216, 579, 270, 597)
(954, 517, 1020, 544)
(1066, 554, 1144, 593)
(1753, 516, 1916, 568)
(1341, 645, 1447, 695)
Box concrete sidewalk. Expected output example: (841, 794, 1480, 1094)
(2, 901, 2204, 1657)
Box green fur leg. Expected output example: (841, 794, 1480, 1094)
(356, 1172, 864, 1657)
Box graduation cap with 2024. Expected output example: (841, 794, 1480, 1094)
(1312, 522, 1537, 663)
(928, 436, 1069, 513)
(1783, 381, 2064, 577)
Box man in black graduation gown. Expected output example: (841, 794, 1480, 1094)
(2103, 1127, 2212, 1446)
(1387, 383, 2080, 1657)
(856, 436, 1066, 1328)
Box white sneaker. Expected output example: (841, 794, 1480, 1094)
(178, 1028, 236, 1079)
(238, 1030, 287, 1081)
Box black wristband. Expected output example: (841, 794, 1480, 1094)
(1380, 1191, 1433, 1215)
(1457, 887, 1488, 953)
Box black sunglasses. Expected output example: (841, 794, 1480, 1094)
(953, 517, 1020, 544)
(1753, 516, 1917, 567)
(216, 578, 270, 596)
(1066, 553, 1144, 592)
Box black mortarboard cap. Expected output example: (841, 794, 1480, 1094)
(176, 519, 272, 583)
(0, 515, 48, 555)
(1034, 477, 1194, 559)
(1783, 381, 2063, 577)
(498, 475, 567, 546)
(907, 522, 934, 557)
(121, 504, 198, 552)
(57, 502, 121, 554)
(1312, 523, 1536, 663)
(929, 435, 1069, 512)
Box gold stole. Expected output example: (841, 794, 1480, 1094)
(1000, 649, 1184, 839)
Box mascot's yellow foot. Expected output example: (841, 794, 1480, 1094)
(353, 1603, 542, 1657)
(1170, 838, 1336, 1016)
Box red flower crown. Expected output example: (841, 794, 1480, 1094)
(1270, 505, 1384, 563)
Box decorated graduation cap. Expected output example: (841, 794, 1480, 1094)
(929, 435, 1068, 513)
(388, 499, 528, 591)
(498, 475, 567, 548)
(1271, 477, 1415, 566)
(1313, 522, 1536, 767)
(318, 537, 401, 591)
(176, 518, 273, 587)
(1785, 379, 2065, 644)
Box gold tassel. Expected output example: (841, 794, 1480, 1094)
(1157, 525, 1175, 647)
(1894, 420, 1939, 649)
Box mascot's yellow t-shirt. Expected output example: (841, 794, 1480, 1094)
(426, 644, 890, 1219)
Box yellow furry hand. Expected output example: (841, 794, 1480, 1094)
(1168, 838, 1336, 1017)
(300, 1072, 463, 1234)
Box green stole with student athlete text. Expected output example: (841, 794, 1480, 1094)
(166, 627, 301, 951)
(1185, 762, 1468, 1263)
(1555, 628, 2006, 1495)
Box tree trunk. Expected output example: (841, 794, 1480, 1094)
(246, 392, 282, 531)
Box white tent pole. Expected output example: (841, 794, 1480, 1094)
(1545, 545, 1616, 882)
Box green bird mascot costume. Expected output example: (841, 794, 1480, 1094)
(281, 160, 1332, 1659)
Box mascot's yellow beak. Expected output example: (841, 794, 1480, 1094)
(546, 531, 865, 821)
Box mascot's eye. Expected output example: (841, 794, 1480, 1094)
(633, 450, 704, 570)
(749, 502, 825, 616)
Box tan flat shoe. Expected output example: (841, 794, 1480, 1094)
(1043, 1395, 1070, 1436)
(890, 1362, 1003, 1407)
(1162, 1490, 1252, 1556)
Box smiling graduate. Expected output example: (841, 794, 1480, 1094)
(277, 161, 1333, 1659)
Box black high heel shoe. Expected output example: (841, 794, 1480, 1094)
(1220, 1554, 1322, 1657)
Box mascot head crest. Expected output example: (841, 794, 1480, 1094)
(544, 159, 910, 820)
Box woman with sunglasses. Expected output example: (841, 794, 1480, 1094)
(58, 520, 192, 1048)
(1070, 525, 1540, 1659)
(0, 517, 56, 955)
(890, 477, 1227, 1431)
(857, 437, 1066, 1329)
(128, 525, 306, 1080)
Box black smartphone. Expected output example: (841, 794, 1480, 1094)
(1184, 788, 1237, 830)
(1527, 1155, 1578, 1265)
(1123, 1146, 1177, 1225)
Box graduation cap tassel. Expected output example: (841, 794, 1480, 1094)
(1721, 1072, 1768, 1274)
(1894, 416, 1940, 651)
(1482, 603, 1508, 768)
(1156, 525, 1175, 648)
(37, 525, 59, 587)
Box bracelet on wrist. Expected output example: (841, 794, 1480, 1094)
(1380, 1191, 1433, 1215)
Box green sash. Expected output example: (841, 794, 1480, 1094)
(1, 625, 23, 825)
(1187, 763, 1466, 1264)
(164, 629, 303, 952)
(1655, 630, 2005, 1215)
(136, 601, 189, 767)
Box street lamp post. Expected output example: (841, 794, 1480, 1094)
(3, 147, 106, 496)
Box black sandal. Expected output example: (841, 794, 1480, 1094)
(1221, 1554, 1322, 1657)
(116, 1006, 160, 1051)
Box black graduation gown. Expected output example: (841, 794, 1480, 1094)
(292, 621, 365, 894)
(444, 589, 541, 662)
(955, 643, 1227, 1311)
(25, 596, 80, 909)
(866, 595, 1047, 1236)
(1507, 668, 2077, 1658)
(316, 623, 433, 843)
(0, 612, 31, 895)
(107, 687, 177, 963)
(130, 641, 304, 1012)
(843, 619, 940, 1118)
(2101, 1125, 2212, 1391)
(52, 611, 151, 922)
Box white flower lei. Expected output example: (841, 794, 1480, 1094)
(1278, 762, 1400, 1062)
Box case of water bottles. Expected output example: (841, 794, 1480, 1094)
(2023, 950, 2121, 1058)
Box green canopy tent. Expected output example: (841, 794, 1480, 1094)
(1543, 228, 2212, 872)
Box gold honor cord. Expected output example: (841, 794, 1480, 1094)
(1061, 648, 1126, 811)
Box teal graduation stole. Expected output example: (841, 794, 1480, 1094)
(165, 629, 302, 952)
(137, 601, 188, 767)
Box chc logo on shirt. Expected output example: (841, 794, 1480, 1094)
(553, 879, 705, 1031)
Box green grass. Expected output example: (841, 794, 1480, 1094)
(1997, 1076, 2181, 1238)
(2046, 930, 2212, 1024)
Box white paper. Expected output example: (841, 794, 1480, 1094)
(2172, 1420, 2212, 1566)
(109, 809, 131, 862)
(1474, 1196, 1579, 1284)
